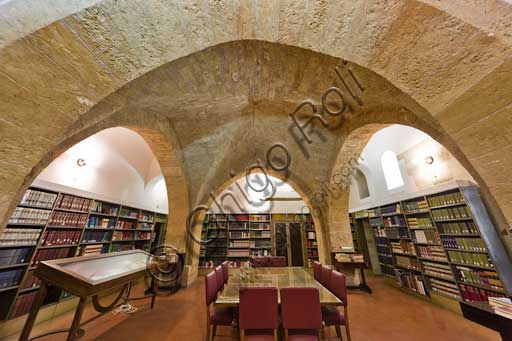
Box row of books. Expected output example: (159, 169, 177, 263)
(109, 244, 133, 252)
(48, 211, 87, 227)
(207, 231, 228, 239)
(306, 231, 316, 240)
(376, 244, 391, 255)
(251, 230, 271, 238)
(21, 189, 57, 209)
(116, 220, 135, 230)
(383, 228, 407, 239)
(353, 211, 368, 219)
(8, 207, 51, 225)
(229, 222, 249, 230)
(229, 240, 250, 248)
(0, 268, 24, 288)
(455, 266, 504, 292)
(382, 216, 406, 227)
(0, 228, 41, 246)
(90, 201, 118, 215)
(40, 230, 81, 246)
(250, 249, 271, 257)
(459, 283, 507, 302)
(403, 199, 429, 213)
(0, 248, 32, 265)
(370, 217, 382, 227)
(307, 249, 319, 258)
(488, 297, 512, 319)
(32, 247, 72, 265)
(251, 223, 270, 230)
(412, 229, 440, 245)
(229, 231, 249, 239)
(441, 236, 487, 252)
(379, 255, 394, 266)
(228, 214, 250, 221)
(417, 245, 447, 261)
(427, 191, 464, 207)
(429, 278, 460, 299)
(422, 261, 455, 281)
(87, 216, 116, 229)
(112, 231, 133, 241)
(381, 204, 402, 215)
(436, 221, 478, 235)
(431, 206, 471, 221)
(139, 211, 154, 222)
(368, 208, 380, 218)
(447, 251, 494, 268)
(251, 215, 271, 221)
(21, 271, 41, 290)
(82, 230, 111, 243)
(227, 249, 250, 257)
(80, 244, 107, 256)
(56, 194, 91, 212)
(391, 240, 415, 255)
(136, 232, 151, 240)
(395, 255, 420, 271)
(252, 240, 271, 248)
(209, 215, 228, 222)
(119, 207, 138, 218)
(10, 292, 37, 318)
(306, 240, 317, 248)
(396, 270, 427, 295)
(138, 222, 154, 230)
(407, 217, 433, 228)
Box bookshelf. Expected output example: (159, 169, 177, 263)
(350, 183, 512, 305)
(199, 213, 317, 268)
(0, 186, 166, 320)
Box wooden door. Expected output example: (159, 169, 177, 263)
(289, 223, 304, 266)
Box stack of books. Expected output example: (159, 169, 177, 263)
(488, 297, 512, 319)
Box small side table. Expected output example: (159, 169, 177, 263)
(331, 253, 372, 294)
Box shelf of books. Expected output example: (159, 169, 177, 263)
(199, 213, 316, 268)
(0, 186, 166, 320)
(351, 183, 512, 307)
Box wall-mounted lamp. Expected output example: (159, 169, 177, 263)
(76, 158, 87, 167)
(424, 156, 434, 165)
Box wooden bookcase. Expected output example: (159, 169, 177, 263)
(351, 182, 512, 305)
(199, 213, 317, 268)
(0, 186, 166, 320)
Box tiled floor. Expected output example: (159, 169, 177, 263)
(3, 276, 501, 340)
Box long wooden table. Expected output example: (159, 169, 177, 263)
(216, 267, 341, 307)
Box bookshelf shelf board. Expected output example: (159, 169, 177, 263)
(429, 289, 461, 301)
(38, 244, 78, 249)
(6, 223, 46, 227)
(392, 252, 417, 257)
(377, 253, 392, 258)
(228, 228, 249, 231)
(388, 237, 411, 240)
(227, 255, 250, 258)
(18, 204, 53, 210)
(53, 207, 88, 214)
(424, 273, 455, 282)
(382, 273, 396, 279)
(0, 244, 37, 249)
(249, 228, 271, 231)
(229, 238, 250, 240)
(207, 228, 227, 230)
(250, 237, 271, 239)
(89, 212, 118, 217)
(414, 242, 442, 246)
(135, 239, 151, 242)
(418, 257, 449, 263)
(308, 256, 319, 259)
(307, 247, 318, 249)
(433, 218, 473, 223)
(429, 202, 466, 210)
(138, 220, 154, 223)
(379, 263, 394, 268)
(455, 280, 505, 294)
(18, 286, 40, 294)
(250, 220, 270, 223)
(228, 247, 250, 250)
(381, 213, 404, 217)
(404, 210, 430, 215)
(439, 233, 481, 237)
(395, 264, 422, 272)
(47, 226, 84, 230)
(449, 261, 495, 271)
(118, 216, 138, 220)
(250, 247, 271, 249)
(409, 226, 436, 230)
(114, 228, 138, 231)
(443, 248, 488, 254)
(111, 239, 134, 243)
(0, 285, 20, 293)
(0, 263, 29, 270)
(80, 241, 110, 245)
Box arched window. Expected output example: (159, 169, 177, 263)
(354, 169, 370, 199)
(381, 150, 404, 190)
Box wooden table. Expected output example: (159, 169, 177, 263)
(460, 301, 512, 341)
(216, 267, 341, 307)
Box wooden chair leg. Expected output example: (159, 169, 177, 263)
(335, 325, 343, 340)
(206, 306, 211, 341)
(212, 325, 217, 340)
(284, 329, 289, 341)
(344, 306, 351, 341)
(240, 328, 245, 341)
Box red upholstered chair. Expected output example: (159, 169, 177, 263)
(269, 256, 287, 267)
(239, 287, 279, 340)
(215, 265, 224, 291)
(280, 288, 323, 340)
(320, 265, 332, 287)
(251, 256, 268, 267)
(313, 262, 322, 281)
(221, 261, 229, 285)
(322, 271, 351, 340)
(205, 271, 233, 340)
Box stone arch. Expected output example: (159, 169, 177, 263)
(0, 110, 191, 254)
(185, 169, 328, 274)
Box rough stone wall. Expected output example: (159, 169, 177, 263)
(1, 1, 512, 275)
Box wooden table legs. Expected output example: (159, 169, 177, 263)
(67, 296, 86, 341)
(19, 281, 48, 341)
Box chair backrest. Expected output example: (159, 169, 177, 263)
(269, 256, 287, 267)
(221, 261, 229, 284)
(330, 270, 347, 305)
(205, 271, 218, 306)
(313, 261, 321, 281)
(215, 265, 224, 291)
(251, 256, 268, 267)
(280, 288, 323, 330)
(320, 265, 332, 287)
(239, 287, 279, 330)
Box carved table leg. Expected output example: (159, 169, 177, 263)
(19, 281, 48, 341)
(67, 296, 86, 341)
